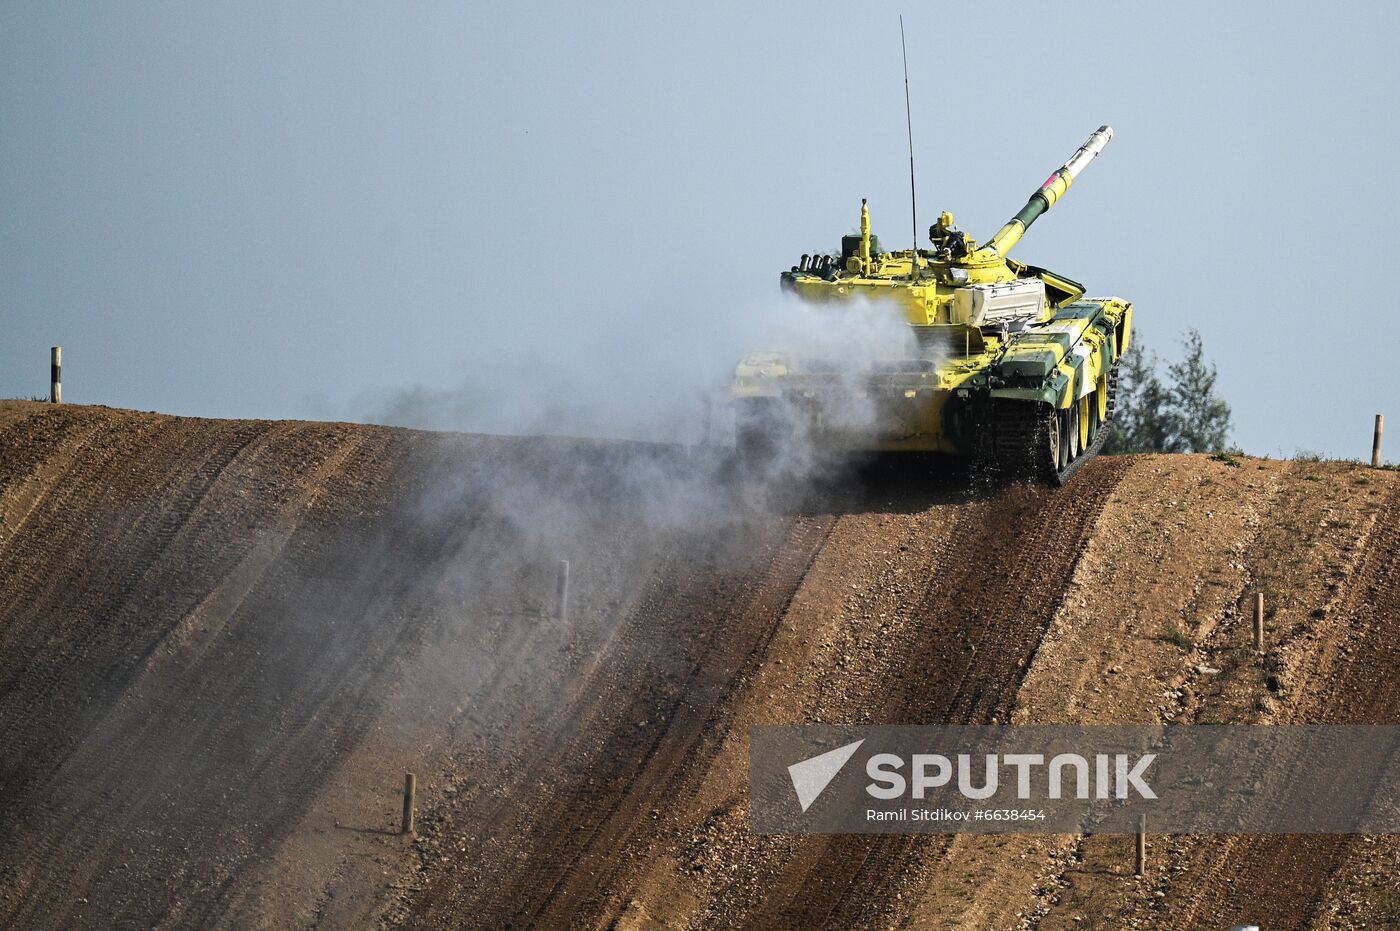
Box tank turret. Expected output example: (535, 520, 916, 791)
(779, 126, 1115, 333)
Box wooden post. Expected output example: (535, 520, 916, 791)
(1134, 814, 1147, 876)
(1374, 414, 1384, 468)
(401, 772, 416, 835)
(556, 559, 570, 623)
(1253, 592, 1265, 653)
(50, 346, 61, 404)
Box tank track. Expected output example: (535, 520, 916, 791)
(979, 362, 1119, 487)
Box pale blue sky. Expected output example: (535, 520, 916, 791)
(3, 1, 1396, 458)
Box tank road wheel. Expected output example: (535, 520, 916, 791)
(1064, 403, 1081, 465)
(1079, 392, 1093, 450)
(1044, 408, 1061, 477)
(1096, 372, 1110, 423)
(1054, 409, 1068, 472)
(1057, 403, 1087, 485)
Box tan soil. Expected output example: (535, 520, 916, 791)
(0, 400, 1396, 930)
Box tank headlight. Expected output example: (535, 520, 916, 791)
(955, 389, 970, 398)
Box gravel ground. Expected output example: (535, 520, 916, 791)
(0, 400, 1396, 930)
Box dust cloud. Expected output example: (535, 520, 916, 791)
(354, 289, 921, 448)
(330, 287, 933, 801)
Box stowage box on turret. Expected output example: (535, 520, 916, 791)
(732, 126, 1132, 484)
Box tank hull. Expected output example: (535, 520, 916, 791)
(734, 376, 966, 453)
(733, 298, 1133, 482)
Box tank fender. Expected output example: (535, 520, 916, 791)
(988, 371, 1068, 409)
(989, 385, 1058, 407)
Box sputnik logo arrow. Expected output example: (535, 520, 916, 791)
(788, 739, 865, 812)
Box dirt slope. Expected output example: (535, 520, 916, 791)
(0, 400, 1396, 930)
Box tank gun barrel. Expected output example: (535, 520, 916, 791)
(985, 125, 1113, 256)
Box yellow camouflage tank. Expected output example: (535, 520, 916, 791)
(733, 126, 1132, 485)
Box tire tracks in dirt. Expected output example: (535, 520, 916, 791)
(1169, 483, 1400, 931)
(392, 510, 835, 930)
(741, 458, 1130, 930)
(0, 415, 270, 846)
(0, 421, 379, 930)
(522, 517, 837, 930)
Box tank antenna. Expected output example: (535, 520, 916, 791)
(899, 15, 919, 280)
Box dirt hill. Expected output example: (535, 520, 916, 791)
(0, 400, 1396, 930)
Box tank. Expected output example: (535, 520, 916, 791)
(732, 125, 1133, 484)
